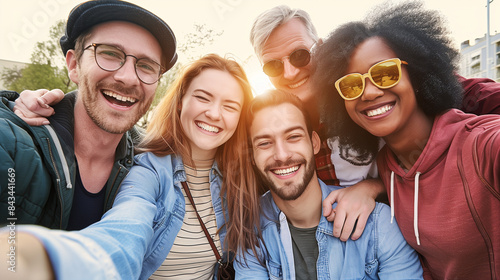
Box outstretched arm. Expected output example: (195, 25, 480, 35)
(14, 89, 64, 126)
(322, 178, 386, 241)
(0, 231, 54, 280)
(0, 157, 166, 279)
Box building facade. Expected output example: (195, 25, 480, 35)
(459, 32, 500, 82)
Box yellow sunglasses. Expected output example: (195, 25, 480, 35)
(335, 58, 408, 100)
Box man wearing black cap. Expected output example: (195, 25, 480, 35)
(0, 0, 177, 230)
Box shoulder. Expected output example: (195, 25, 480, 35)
(48, 92, 76, 128)
(363, 202, 394, 233)
(459, 76, 500, 115)
(319, 180, 343, 200)
(0, 117, 27, 139)
(259, 191, 276, 216)
(0, 94, 26, 127)
(127, 126, 144, 146)
(321, 182, 343, 192)
(259, 191, 280, 228)
(370, 202, 391, 219)
(130, 153, 181, 182)
(438, 109, 500, 128)
(439, 110, 500, 145)
(0, 119, 37, 164)
(130, 153, 184, 181)
(0, 90, 20, 103)
(368, 202, 407, 240)
(0, 115, 52, 152)
(119, 153, 180, 199)
(427, 110, 500, 149)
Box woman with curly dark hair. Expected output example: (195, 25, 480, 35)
(314, 1, 500, 279)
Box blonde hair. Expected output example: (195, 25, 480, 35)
(137, 53, 261, 259)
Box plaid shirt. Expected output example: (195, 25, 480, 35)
(315, 140, 339, 186)
(315, 124, 340, 186)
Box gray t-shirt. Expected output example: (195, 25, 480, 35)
(289, 223, 319, 280)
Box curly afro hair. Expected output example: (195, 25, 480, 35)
(313, 0, 463, 159)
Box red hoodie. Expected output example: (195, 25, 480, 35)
(377, 109, 500, 280)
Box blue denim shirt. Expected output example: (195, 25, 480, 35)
(20, 153, 228, 279)
(235, 180, 423, 280)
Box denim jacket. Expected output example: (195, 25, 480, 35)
(235, 180, 423, 280)
(20, 153, 228, 280)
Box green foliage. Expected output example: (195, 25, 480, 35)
(2, 63, 72, 93)
(1, 20, 76, 93)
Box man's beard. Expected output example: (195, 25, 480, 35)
(79, 76, 151, 134)
(257, 156, 316, 201)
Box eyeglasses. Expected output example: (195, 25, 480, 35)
(262, 44, 315, 77)
(335, 58, 408, 100)
(84, 43, 164, 84)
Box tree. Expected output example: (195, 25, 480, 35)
(1, 20, 75, 93)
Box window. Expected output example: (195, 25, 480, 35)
(471, 63, 481, 74)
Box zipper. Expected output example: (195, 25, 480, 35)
(43, 125, 73, 229)
(44, 125, 72, 189)
(44, 137, 64, 228)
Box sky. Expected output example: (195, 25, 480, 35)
(1, 0, 499, 93)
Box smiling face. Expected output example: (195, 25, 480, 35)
(251, 103, 320, 201)
(344, 37, 429, 144)
(261, 19, 316, 104)
(180, 68, 244, 159)
(68, 21, 162, 134)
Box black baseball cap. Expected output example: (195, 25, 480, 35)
(60, 0, 177, 72)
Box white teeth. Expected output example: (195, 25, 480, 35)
(103, 90, 137, 103)
(273, 165, 299, 176)
(197, 122, 220, 133)
(366, 104, 393, 117)
(288, 77, 307, 89)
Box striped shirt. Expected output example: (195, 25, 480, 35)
(150, 159, 220, 280)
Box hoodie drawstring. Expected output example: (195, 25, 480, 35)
(390, 172, 395, 223)
(414, 172, 421, 245)
(390, 170, 421, 246)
